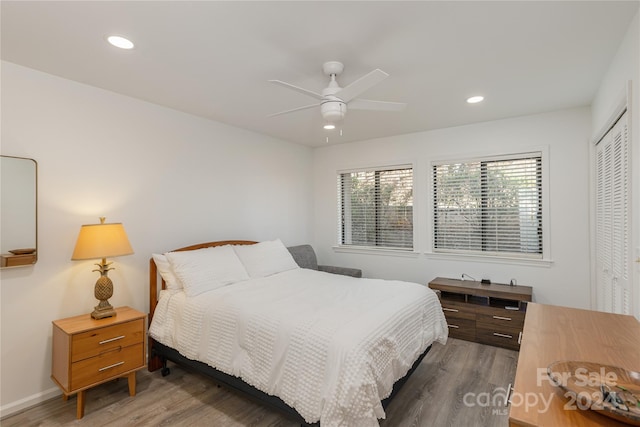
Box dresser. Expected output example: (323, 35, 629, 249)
(51, 306, 146, 418)
(510, 303, 640, 426)
(428, 277, 533, 350)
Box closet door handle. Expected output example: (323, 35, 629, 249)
(443, 308, 459, 312)
(448, 324, 459, 329)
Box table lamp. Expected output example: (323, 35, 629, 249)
(71, 217, 134, 319)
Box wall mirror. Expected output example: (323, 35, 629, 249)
(1, 155, 37, 268)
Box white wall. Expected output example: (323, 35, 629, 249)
(0, 61, 313, 416)
(591, 11, 640, 319)
(312, 107, 592, 309)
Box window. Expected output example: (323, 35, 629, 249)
(338, 166, 413, 250)
(432, 153, 542, 258)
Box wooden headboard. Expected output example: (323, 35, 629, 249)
(148, 240, 257, 321)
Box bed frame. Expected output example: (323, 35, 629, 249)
(148, 240, 431, 426)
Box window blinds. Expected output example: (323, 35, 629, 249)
(338, 166, 413, 249)
(432, 154, 542, 257)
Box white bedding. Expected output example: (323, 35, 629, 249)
(149, 268, 448, 426)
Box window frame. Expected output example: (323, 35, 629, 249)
(337, 163, 416, 253)
(427, 149, 552, 265)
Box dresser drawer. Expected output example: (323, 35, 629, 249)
(476, 324, 522, 350)
(476, 310, 525, 329)
(445, 317, 476, 341)
(72, 319, 144, 362)
(440, 300, 476, 320)
(71, 342, 144, 390)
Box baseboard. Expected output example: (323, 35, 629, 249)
(0, 387, 61, 420)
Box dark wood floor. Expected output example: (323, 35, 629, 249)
(2, 338, 518, 426)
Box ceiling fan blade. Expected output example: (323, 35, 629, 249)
(335, 69, 389, 103)
(348, 99, 407, 111)
(267, 103, 320, 118)
(268, 80, 324, 100)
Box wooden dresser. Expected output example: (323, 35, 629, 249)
(429, 277, 533, 350)
(510, 303, 640, 426)
(51, 306, 146, 418)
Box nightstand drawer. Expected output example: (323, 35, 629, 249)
(72, 319, 144, 362)
(71, 342, 144, 390)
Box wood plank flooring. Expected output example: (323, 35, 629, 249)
(1, 339, 518, 426)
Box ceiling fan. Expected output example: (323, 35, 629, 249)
(268, 61, 406, 129)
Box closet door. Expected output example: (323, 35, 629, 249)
(595, 111, 630, 314)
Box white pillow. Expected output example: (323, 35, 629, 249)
(233, 239, 299, 278)
(152, 253, 182, 290)
(165, 245, 249, 297)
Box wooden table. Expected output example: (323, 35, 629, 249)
(509, 303, 640, 426)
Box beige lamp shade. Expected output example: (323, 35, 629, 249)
(71, 221, 134, 260)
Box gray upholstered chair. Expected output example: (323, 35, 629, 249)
(287, 244, 362, 278)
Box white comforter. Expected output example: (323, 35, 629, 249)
(149, 268, 448, 426)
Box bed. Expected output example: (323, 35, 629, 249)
(148, 240, 448, 426)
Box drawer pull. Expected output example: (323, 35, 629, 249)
(518, 331, 522, 345)
(506, 383, 513, 406)
(492, 316, 512, 321)
(493, 332, 513, 339)
(98, 361, 125, 372)
(99, 335, 125, 345)
(443, 308, 459, 312)
(448, 324, 460, 329)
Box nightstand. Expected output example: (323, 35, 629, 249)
(51, 306, 146, 418)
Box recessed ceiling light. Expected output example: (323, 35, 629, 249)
(466, 96, 484, 104)
(107, 35, 134, 50)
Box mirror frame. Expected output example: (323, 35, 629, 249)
(1, 155, 38, 268)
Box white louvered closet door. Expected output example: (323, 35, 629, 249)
(595, 110, 630, 314)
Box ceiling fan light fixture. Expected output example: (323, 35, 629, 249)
(321, 100, 346, 122)
(323, 122, 336, 130)
(466, 95, 484, 104)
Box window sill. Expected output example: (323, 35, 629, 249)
(332, 246, 420, 258)
(424, 251, 554, 267)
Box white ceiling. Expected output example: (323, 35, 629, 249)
(2, 1, 638, 147)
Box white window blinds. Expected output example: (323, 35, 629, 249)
(338, 166, 413, 250)
(432, 154, 542, 258)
